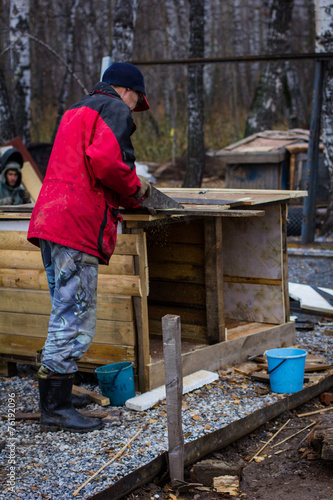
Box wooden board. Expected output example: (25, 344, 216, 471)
(21, 161, 42, 202)
(0, 231, 140, 256)
(0, 249, 134, 275)
(0, 334, 135, 365)
(223, 282, 285, 324)
(0, 288, 133, 322)
(147, 322, 296, 389)
(222, 204, 283, 280)
(0, 312, 136, 346)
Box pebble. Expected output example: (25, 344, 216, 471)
(0, 254, 332, 499)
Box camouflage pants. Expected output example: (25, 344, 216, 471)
(40, 240, 98, 374)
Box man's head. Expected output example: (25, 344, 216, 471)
(3, 162, 21, 188)
(102, 62, 150, 112)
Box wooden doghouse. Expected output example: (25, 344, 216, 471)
(0, 188, 305, 391)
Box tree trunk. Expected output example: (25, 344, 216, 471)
(0, 67, 16, 143)
(317, 1, 333, 235)
(112, 0, 138, 62)
(9, 0, 31, 144)
(244, 0, 301, 137)
(183, 0, 205, 188)
(52, 0, 80, 142)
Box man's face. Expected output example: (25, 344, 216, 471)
(5, 170, 19, 187)
(122, 88, 141, 111)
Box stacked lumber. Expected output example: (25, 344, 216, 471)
(0, 230, 144, 369)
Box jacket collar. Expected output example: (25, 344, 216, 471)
(90, 82, 121, 99)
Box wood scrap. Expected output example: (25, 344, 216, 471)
(73, 427, 143, 497)
(72, 384, 110, 406)
(271, 422, 315, 448)
(249, 419, 291, 463)
(307, 423, 333, 460)
(212, 475, 239, 496)
(297, 406, 333, 417)
(14, 409, 122, 422)
(234, 361, 259, 376)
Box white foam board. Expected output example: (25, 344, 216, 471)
(125, 370, 219, 411)
(289, 282, 333, 314)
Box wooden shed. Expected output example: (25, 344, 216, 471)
(0, 187, 305, 392)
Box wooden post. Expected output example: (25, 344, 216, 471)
(162, 314, 184, 484)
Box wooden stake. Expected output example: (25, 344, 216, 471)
(249, 419, 291, 463)
(297, 406, 333, 417)
(162, 314, 184, 484)
(72, 427, 142, 497)
(271, 422, 315, 448)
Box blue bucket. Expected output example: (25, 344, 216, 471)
(95, 362, 136, 406)
(265, 348, 307, 394)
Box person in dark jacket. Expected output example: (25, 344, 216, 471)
(27, 62, 151, 433)
(0, 162, 31, 205)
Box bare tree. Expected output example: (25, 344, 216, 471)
(317, 0, 333, 235)
(112, 0, 138, 62)
(9, 0, 31, 143)
(244, 0, 304, 137)
(52, 0, 81, 141)
(183, 0, 205, 188)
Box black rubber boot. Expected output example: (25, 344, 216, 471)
(38, 375, 103, 433)
(72, 393, 92, 408)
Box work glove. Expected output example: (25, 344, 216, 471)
(19, 189, 31, 204)
(132, 175, 152, 201)
(0, 196, 14, 205)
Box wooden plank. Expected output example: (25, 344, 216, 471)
(0, 231, 139, 256)
(148, 322, 296, 389)
(162, 314, 184, 483)
(281, 203, 289, 322)
(97, 274, 142, 297)
(149, 318, 207, 342)
(205, 217, 225, 343)
(0, 231, 38, 251)
(0, 250, 134, 276)
(72, 385, 110, 406)
(147, 243, 204, 265)
(148, 282, 206, 306)
(227, 322, 275, 341)
(0, 334, 135, 364)
(0, 312, 136, 346)
(0, 269, 142, 296)
(223, 282, 285, 324)
(223, 276, 282, 285)
(114, 234, 139, 255)
(222, 204, 283, 280)
(0, 288, 133, 322)
(148, 303, 206, 326)
(145, 218, 204, 246)
(21, 161, 42, 202)
(148, 262, 205, 284)
(131, 228, 151, 393)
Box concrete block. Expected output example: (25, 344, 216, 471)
(125, 370, 219, 411)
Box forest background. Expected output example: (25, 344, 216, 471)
(0, 0, 332, 231)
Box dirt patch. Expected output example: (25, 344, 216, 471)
(125, 395, 333, 499)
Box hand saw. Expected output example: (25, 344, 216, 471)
(141, 185, 184, 210)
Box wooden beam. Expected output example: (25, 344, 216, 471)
(147, 322, 296, 389)
(131, 228, 151, 393)
(204, 217, 225, 343)
(162, 315, 184, 483)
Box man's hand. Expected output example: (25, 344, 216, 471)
(132, 175, 152, 201)
(0, 196, 14, 206)
(20, 189, 31, 204)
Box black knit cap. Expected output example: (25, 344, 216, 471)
(102, 62, 150, 112)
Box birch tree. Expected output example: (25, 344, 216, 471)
(112, 0, 138, 61)
(183, 0, 205, 187)
(9, 0, 31, 143)
(317, 0, 333, 234)
(244, 0, 304, 137)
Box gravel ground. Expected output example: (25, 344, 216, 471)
(0, 248, 332, 500)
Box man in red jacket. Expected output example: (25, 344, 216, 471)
(28, 62, 151, 433)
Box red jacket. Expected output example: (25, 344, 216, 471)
(28, 83, 142, 264)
